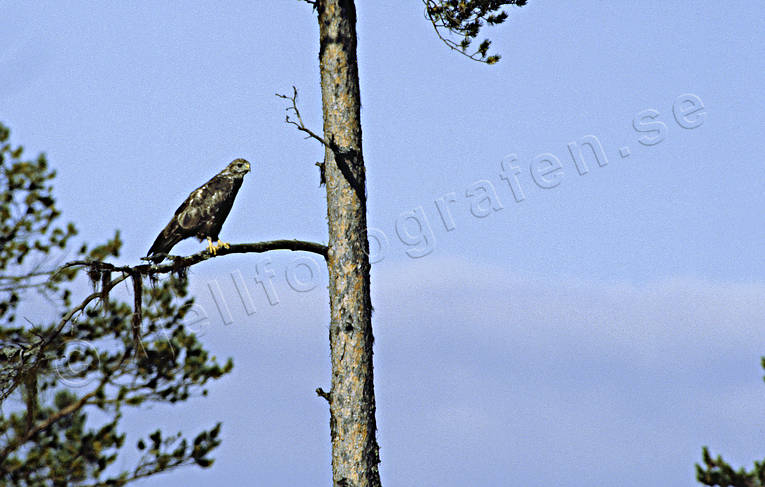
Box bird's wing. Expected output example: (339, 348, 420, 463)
(175, 185, 208, 230)
(178, 174, 239, 229)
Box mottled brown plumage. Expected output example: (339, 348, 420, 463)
(147, 159, 251, 262)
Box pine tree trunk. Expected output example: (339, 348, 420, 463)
(316, 1, 382, 486)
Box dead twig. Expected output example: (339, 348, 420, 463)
(276, 86, 331, 149)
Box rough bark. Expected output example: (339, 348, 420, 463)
(316, 1, 382, 486)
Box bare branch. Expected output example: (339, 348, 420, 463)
(155, 238, 329, 266)
(276, 86, 356, 190)
(276, 86, 330, 149)
(59, 239, 329, 281)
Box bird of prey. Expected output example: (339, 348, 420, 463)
(146, 158, 251, 263)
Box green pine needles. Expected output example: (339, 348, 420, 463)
(0, 122, 232, 486)
(423, 0, 529, 64)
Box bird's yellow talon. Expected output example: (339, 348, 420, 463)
(205, 237, 229, 255)
(206, 236, 217, 255)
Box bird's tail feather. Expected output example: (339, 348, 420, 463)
(147, 229, 184, 263)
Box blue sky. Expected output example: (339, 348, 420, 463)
(2, 1, 764, 486)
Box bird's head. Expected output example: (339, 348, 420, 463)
(225, 158, 251, 176)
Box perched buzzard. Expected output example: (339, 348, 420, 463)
(146, 158, 251, 263)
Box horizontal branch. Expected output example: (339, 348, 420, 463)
(63, 239, 328, 277)
(148, 239, 329, 271)
(0, 239, 326, 401)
